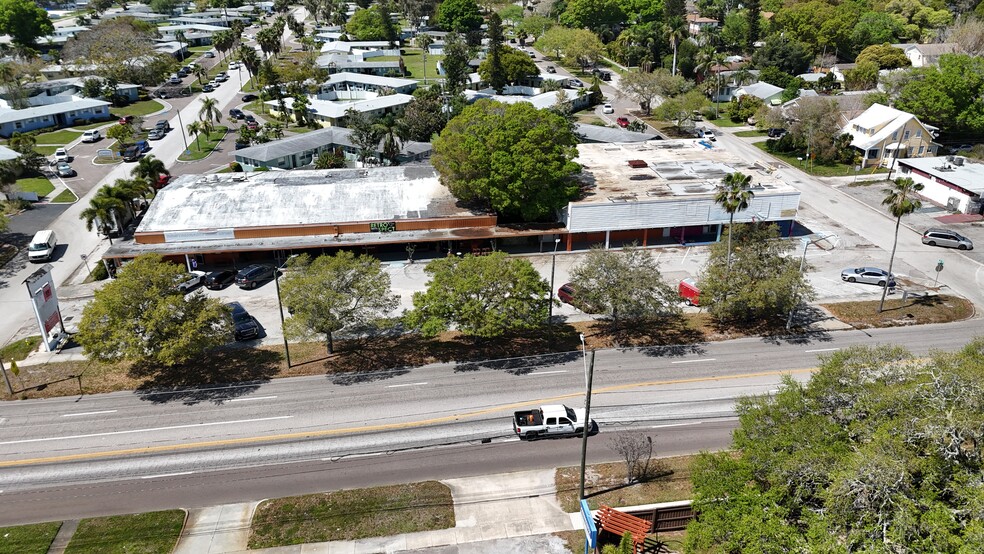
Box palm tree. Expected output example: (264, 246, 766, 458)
(664, 17, 686, 76)
(711, 51, 729, 119)
(198, 96, 222, 126)
(80, 196, 123, 244)
(416, 34, 434, 84)
(879, 177, 923, 312)
(376, 115, 402, 166)
(193, 64, 209, 85)
(715, 172, 754, 270)
(175, 31, 187, 61)
(187, 120, 203, 150)
(131, 155, 169, 189)
(239, 44, 261, 88)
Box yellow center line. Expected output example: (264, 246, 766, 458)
(0, 367, 816, 468)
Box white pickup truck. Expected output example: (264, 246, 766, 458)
(513, 404, 594, 440)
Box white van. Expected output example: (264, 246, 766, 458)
(28, 230, 57, 262)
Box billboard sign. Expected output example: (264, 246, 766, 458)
(24, 264, 64, 352)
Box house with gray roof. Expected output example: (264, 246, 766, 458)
(891, 43, 958, 67)
(735, 82, 784, 104)
(0, 97, 110, 137)
(232, 126, 431, 170)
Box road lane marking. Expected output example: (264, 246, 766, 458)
(804, 348, 840, 353)
(671, 358, 717, 364)
(141, 471, 194, 479)
(529, 370, 567, 376)
(62, 410, 118, 417)
(0, 366, 817, 468)
(651, 422, 703, 429)
(386, 382, 428, 388)
(229, 396, 277, 402)
(0, 416, 293, 446)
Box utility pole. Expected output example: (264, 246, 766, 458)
(579, 349, 596, 500)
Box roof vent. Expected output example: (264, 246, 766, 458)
(627, 160, 647, 168)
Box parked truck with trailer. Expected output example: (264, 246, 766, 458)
(513, 404, 595, 440)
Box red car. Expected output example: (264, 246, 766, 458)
(246, 120, 260, 131)
(155, 174, 171, 189)
(119, 115, 135, 125)
(616, 116, 630, 128)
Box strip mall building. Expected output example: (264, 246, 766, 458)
(103, 140, 801, 270)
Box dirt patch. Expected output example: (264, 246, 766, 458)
(556, 455, 697, 513)
(821, 294, 974, 329)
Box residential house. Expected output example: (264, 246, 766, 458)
(686, 13, 718, 36)
(463, 84, 593, 111)
(157, 24, 227, 46)
(841, 103, 939, 168)
(896, 156, 984, 214)
(708, 69, 759, 102)
(319, 72, 417, 95)
(267, 73, 416, 126)
(734, 81, 784, 105)
(891, 43, 958, 67)
(24, 77, 140, 104)
(232, 126, 431, 170)
(830, 63, 856, 83)
(0, 97, 110, 137)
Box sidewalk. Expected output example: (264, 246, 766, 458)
(166, 469, 576, 554)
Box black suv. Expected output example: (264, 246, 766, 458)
(227, 302, 260, 341)
(122, 144, 141, 162)
(235, 264, 275, 289)
(155, 119, 171, 133)
(204, 269, 237, 290)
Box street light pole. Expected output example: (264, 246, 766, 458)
(579, 343, 596, 500)
(786, 237, 810, 330)
(175, 108, 189, 152)
(274, 254, 298, 368)
(548, 237, 560, 322)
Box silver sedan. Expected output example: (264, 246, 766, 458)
(841, 267, 896, 287)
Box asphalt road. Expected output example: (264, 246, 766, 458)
(1, 321, 982, 525)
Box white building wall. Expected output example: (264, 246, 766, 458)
(900, 170, 973, 213)
(563, 192, 801, 233)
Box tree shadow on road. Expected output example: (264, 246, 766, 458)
(132, 347, 281, 404)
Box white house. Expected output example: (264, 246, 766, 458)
(897, 156, 984, 214)
(841, 103, 939, 167)
(891, 43, 958, 67)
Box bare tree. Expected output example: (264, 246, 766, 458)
(608, 434, 665, 484)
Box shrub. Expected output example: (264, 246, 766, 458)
(229, 161, 243, 172)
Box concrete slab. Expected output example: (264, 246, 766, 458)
(173, 501, 258, 554)
(46, 519, 78, 554)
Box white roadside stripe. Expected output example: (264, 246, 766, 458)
(0, 416, 294, 446)
(650, 422, 703, 429)
(141, 471, 194, 480)
(529, 370, 567, 376)
(386, 382, 428, 388)
(229, 396, 278, 402)
(804, 348, 840, 353)
(670, 358, 717, 364)
(62, 410, 118, 417)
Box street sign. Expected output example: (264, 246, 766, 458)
(937, 259, 944, 272)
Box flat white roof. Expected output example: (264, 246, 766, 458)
(574, 140, 796, 203)
(323, 72, 417, 89)
(900, 156, 984, 195)
(267, 93, 413, 119)
(138, 166, 472, 233)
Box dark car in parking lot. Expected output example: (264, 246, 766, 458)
(229, 108, 245, 119)
(242, 94, 258, 102)
(235, 264, 276, 289)
(226, 302, 260, 341)
(204, 269, 237, 290)
(121, 144, 141, 162)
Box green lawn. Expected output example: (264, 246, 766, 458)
(734, 130, 768, 137)
(51, 188, 79, 203)
(111, 99, 165, 118)
(752, 142, 888, 177)
(0, 522, 62, 554)
(36, 145, 57, 156)
(0, 335, 42, 363)
(16, 174, 55, 197)
(249, 482, 454, 548)
(376, 49, 444, 82)
(71, 121, 111, 131)
(34, 129, 82, 145)
(65, 511, 185, 554)
(178, 126, 228, 161)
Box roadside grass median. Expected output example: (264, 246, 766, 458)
(248, 481, 454, 548)
(0, 522, 62, 554)
(178, 126, 228, 161)
(752, 142, 890, 177)
(733, 129, 768, 137)
(64, 510, 185, 554)
(51, 188, 78, 203)
(821, 294, 973, 329)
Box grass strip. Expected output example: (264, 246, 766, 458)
(1, 335, 41, 363)
(51, 188, 78, 203)
(35, 129, 82, 145)
(248, 481, 454, 548)
(0, 522, 62, 554)
(821, 294, 973, 328)
(64, 510, 185, 554)
(178, 126, 228, 161)
(556, 455, 697, 513)
(752, 142, 889, 177)
(111, 99, 166, 118)
(16, 174, 54, 197)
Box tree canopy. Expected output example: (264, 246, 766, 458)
(688, 340, 984, 552)
(0, 0, 53, 47)
(345, 5, 396, 41)
(76, 254, 232, 367)
(856, 43, 910, 69)
(569, 245, 680, 326)
(477, 46, 538, 86)
(280, 251, 398, 354)
(62, 17, 172, 86)
(432, 100, 580, 221)
(436, 0, 483, 33)
(406, 252, 549, 338)
(698, 223, 815, 323)
(894, 53, 984, 134)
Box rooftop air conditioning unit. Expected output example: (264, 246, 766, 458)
(946, 155, 955, 163)
(953, 156, 965, 166)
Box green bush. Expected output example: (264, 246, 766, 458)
(229, 161, 243, 172)
(90, 262, 109, 281)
